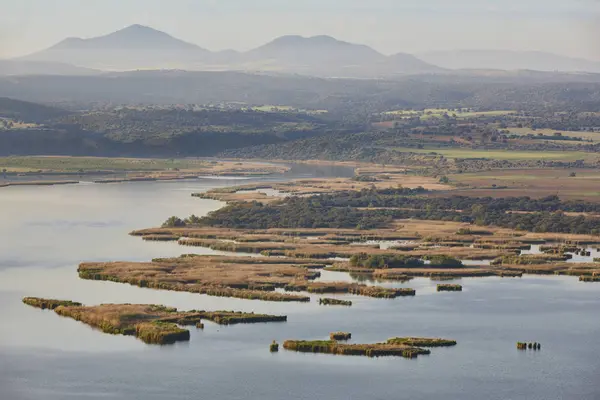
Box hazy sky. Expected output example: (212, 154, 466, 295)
(1, 0, 600, 59)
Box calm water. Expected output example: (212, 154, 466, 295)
(1, 170, 599, 400)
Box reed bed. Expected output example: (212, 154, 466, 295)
(282, 340, 431, 359)
(142, 234, 181, 242)
(517, 342, 541, 350)
(330, 332, 352, 341)
(270, 341, 279, 352)
(22, 297, 82, 310)
(284, 282, 415, 298)
(437, 284, 463, 292)
(319, 298, 353, 306)
(386, 337, 457, 347)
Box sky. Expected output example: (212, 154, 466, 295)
(1, 0, 600, 59)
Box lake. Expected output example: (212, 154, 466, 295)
(1, 167, 599, 400)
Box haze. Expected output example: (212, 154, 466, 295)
(1, 0, 600, 60)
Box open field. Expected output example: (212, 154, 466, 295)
(449, 168, 600, 201)
(23, 298, 286, 344)
(508, 127, 600, 143)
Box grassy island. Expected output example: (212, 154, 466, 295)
(23, 297, 287, 344)
(319, 298, 353, 306)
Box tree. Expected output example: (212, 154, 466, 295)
(162, 216, 186, 228)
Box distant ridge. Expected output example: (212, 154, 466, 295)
(18, 25, 600, 77)
(18, 25, 441, 76)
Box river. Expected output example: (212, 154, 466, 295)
(0, 165, 599, 400)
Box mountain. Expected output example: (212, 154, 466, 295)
(21, 24, 210, 70)
(49, 24, 201, 51)
(246, 35, 385, 65)
(244, 35, 441, 76)
(418, 50, 600, 73)
(0, 60, 98, 76)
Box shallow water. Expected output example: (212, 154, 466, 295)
(1, 173, 600, 400)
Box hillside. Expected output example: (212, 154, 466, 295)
(0, 104, 347, 157)
(0, 97, 70, 123)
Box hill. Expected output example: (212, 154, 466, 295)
(0, 97, 70, 123)
(418, 50, 600, 73)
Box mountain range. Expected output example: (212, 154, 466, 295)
(9, 24, 600, 77)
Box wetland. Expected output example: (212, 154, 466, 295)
(1, 164, 600, 400)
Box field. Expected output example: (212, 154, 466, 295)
(382, 109, 515, 120)
(246, 105, 328, 115)
(0, 118, 40, 130)
(391, 147, 594, 161)
(508, 127, 600, 143)
(449, 168, 600, 201)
